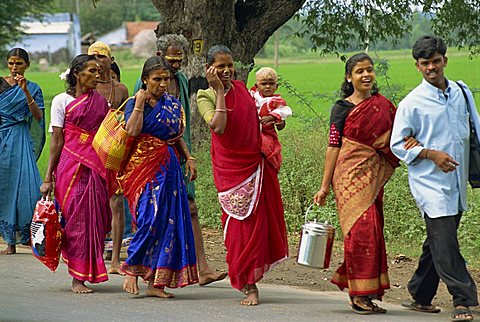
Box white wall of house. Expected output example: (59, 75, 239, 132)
(12, 13, 81, 61)
(98, 26, 128, 46)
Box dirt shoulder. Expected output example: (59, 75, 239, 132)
(201, 228, 480, 313)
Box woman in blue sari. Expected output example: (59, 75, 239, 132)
(0, 48, 45, 254)
(121, 56, 198, 298)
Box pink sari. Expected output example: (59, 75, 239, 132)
(54, 90, 111, 283)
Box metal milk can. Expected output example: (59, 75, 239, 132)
(297, 204, 335, 269)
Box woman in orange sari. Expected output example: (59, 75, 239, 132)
(314, 53, 400, 314)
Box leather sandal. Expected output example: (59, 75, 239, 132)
(451, 307, 474, 322)
(401, 300, 441, 313)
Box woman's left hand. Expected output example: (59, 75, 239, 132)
(185, 159, 197, 181)
(14, 74, 28, 92)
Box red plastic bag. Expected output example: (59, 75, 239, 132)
(30, 197, 63, 272)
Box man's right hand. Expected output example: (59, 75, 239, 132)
(426, 149, 459, 173)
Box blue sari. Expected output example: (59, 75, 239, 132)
(121, 93, 198, 288)
(0, 80, 45, 244)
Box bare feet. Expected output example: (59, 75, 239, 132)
(0, 244, 16, 255)
(108, 264, 126, 275)
(123, 275, 139, 295)
(198, 270, 228, 286)
(71, 278, 93, 294)
(241, 285, 259, 306)
(146, 287, 175, 298)
(146, 280, 175, 298)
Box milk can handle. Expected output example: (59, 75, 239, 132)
(304, 204, 315, 224)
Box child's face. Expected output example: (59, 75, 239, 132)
(256, 76, 278, 97)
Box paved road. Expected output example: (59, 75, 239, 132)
(1, 247, 452, 322)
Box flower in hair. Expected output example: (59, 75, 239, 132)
(59, 68, 70, 81)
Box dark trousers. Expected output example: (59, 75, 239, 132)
(407, 213, 478, 307)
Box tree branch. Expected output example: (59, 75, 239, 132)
(233, 0, 306, 60)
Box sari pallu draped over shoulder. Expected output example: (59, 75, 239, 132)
(121, 94, 198, 288)
(54, 90, 111, 283)
(208, 80, 288, 291)
(0, 81, 45, 245)
(331, 93, 398, 298)
(212, 80, 263, 220)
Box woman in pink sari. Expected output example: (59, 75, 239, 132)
(40, 54, 111, 293)
(314, 53, 402, 314)
(197, 45, 288, 306)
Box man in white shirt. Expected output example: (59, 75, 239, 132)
(391, 35, 478, 321)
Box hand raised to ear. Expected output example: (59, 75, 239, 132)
(205, 66, 224, 91)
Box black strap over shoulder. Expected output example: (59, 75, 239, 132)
(456, 81, 480, 188)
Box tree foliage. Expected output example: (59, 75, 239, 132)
(0, 0, 54, 54)
(299, 0, 480, 58)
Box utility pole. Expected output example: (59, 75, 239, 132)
(274, 30, 279, 69)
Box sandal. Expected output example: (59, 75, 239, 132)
(451, 307, 474, 322)
(351, 302, 374, 315)
(371, 302, 387, 313)
(402, 300, 441, 313)
(350, 297, 386, 315)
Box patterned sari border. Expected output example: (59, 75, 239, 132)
(218, 159, 264, 220)
(121, 263, 198, 288)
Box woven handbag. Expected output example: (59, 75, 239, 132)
(93, 98, 134, 172)
(456, 82, 480, 189)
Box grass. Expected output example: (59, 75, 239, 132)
(3, 48, 479, 267)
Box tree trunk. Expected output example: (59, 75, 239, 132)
(150, 0, 306, 145)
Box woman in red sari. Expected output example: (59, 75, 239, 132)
(314, 53, 401, 314)
(197, 45, 288, 306)
(40, 54, 111, 293)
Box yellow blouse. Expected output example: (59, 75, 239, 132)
(196, 87, 217, 123)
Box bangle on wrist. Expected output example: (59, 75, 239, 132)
(44, 179, 53, 184)
(134, 107, 144, 113)
(187, 156, 196, 161)
(215, 109, 227, 113)
(28, 99, 35, 105)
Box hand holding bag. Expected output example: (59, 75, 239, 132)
(456, 82, 480, 188)
(93, 97, 134, 172)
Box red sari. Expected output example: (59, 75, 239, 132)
(207, 80, 288, 291)
(330, 94, 398, 298)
